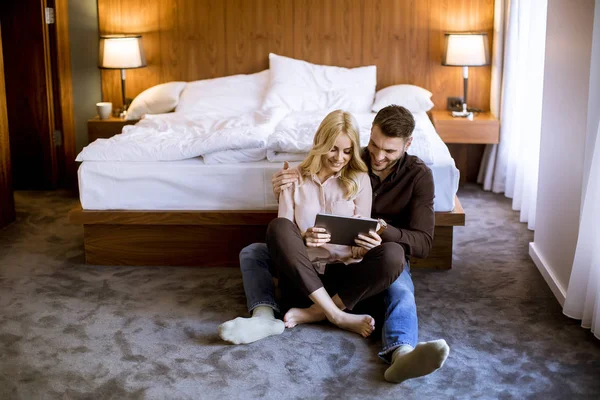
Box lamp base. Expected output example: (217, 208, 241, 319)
(451, 110, 473, 120)
(451, 103, 473, 120)
(451, 111, 474, 121)
(123, 97, 133, 111)
(117, 97, 133, 119)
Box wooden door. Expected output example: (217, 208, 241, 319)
(0, 0, 58, 190)
(0, 21, 15, 228)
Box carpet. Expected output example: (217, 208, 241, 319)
(0, 185, 599, 399)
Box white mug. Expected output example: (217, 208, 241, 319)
(96, 102, 112, 120)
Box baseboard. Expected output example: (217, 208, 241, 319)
(529, 242, 567, 305)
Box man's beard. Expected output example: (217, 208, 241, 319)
(372, 153, 403, 172)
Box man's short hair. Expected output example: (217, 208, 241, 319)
(372, 105, 415, 139)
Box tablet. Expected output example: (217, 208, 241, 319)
(314, 213, 378, 246)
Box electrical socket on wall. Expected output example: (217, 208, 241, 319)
(447, 97, 463, 111)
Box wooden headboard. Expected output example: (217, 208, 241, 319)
(98, 0, 494, 112)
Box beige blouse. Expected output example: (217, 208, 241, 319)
(278, 167, 373, 273)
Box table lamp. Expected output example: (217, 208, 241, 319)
(99, 35, 147, 116)
(442, 32, 490, 118)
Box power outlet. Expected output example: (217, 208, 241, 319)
(447, 97, 463, 111)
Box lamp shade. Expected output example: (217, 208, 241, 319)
(442, 33, 490, 66)
(99, 35, 147, 69)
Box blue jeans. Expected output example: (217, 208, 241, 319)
(240, 243, 419, 363)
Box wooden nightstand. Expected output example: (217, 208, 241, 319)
(87, 116, 138, 143)
(430, 111, 500, 144)
(430, 111, 500, 184)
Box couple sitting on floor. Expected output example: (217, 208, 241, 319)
(219, 105, 449, 384)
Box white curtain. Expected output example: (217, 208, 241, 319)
(562, 0, 600, 339)
(477, 0, 548, 230)
(562, 121, 600, 339)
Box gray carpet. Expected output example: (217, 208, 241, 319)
(1, 185, 599, 400)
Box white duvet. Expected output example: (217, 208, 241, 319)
(266, 111, 435, 164)
(76, 108, 434, 165)
(76, 108, 288, 162)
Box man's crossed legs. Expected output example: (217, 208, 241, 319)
(218, 243, 450, 384)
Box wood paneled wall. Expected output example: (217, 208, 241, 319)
(0, 22, 15, 227)
(98, 0, 494, 112)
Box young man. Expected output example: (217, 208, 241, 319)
(219, 105, 450, 384)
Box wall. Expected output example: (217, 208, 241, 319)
(97, 0, 495, 112)
(68, 0, 102, 154)
(530, 0, 597, 304)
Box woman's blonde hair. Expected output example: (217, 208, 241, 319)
(298, 110, 367, 199)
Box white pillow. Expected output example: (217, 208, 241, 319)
(176, 70, 269, 116)
(372, 84, 434, 113)
(262, 53, 376, 113)
(125, 82, 187, 120)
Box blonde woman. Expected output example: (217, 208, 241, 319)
(266, 110, 402, 337)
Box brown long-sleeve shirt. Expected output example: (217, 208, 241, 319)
(362, 150, 435, 260)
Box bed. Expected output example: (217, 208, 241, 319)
(69, 54, 465, 269)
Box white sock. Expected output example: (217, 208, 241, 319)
(384, 339, 450, 383)
(251, 306, 276, 319)
(218, 306, 285, 345)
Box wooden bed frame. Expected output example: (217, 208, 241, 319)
(86, 0, 493, 271)
(68, 196, 465, 270)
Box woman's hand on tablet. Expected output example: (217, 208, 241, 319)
(303, 227, 331, 247)
(272, 161, 300, 197)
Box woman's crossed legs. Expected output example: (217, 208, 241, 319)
(267, 218, 404, 337)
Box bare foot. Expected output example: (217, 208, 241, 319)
(283, 305, 327, 328)
(329, 312, 375, 337)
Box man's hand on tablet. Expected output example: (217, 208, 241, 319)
(353, 231, 382, 258)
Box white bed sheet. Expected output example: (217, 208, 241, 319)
(79, 142, 458, 213)
(413, 112, 460, 211)
(79, 111, 459, 212)
(79, 159, 283, 211)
